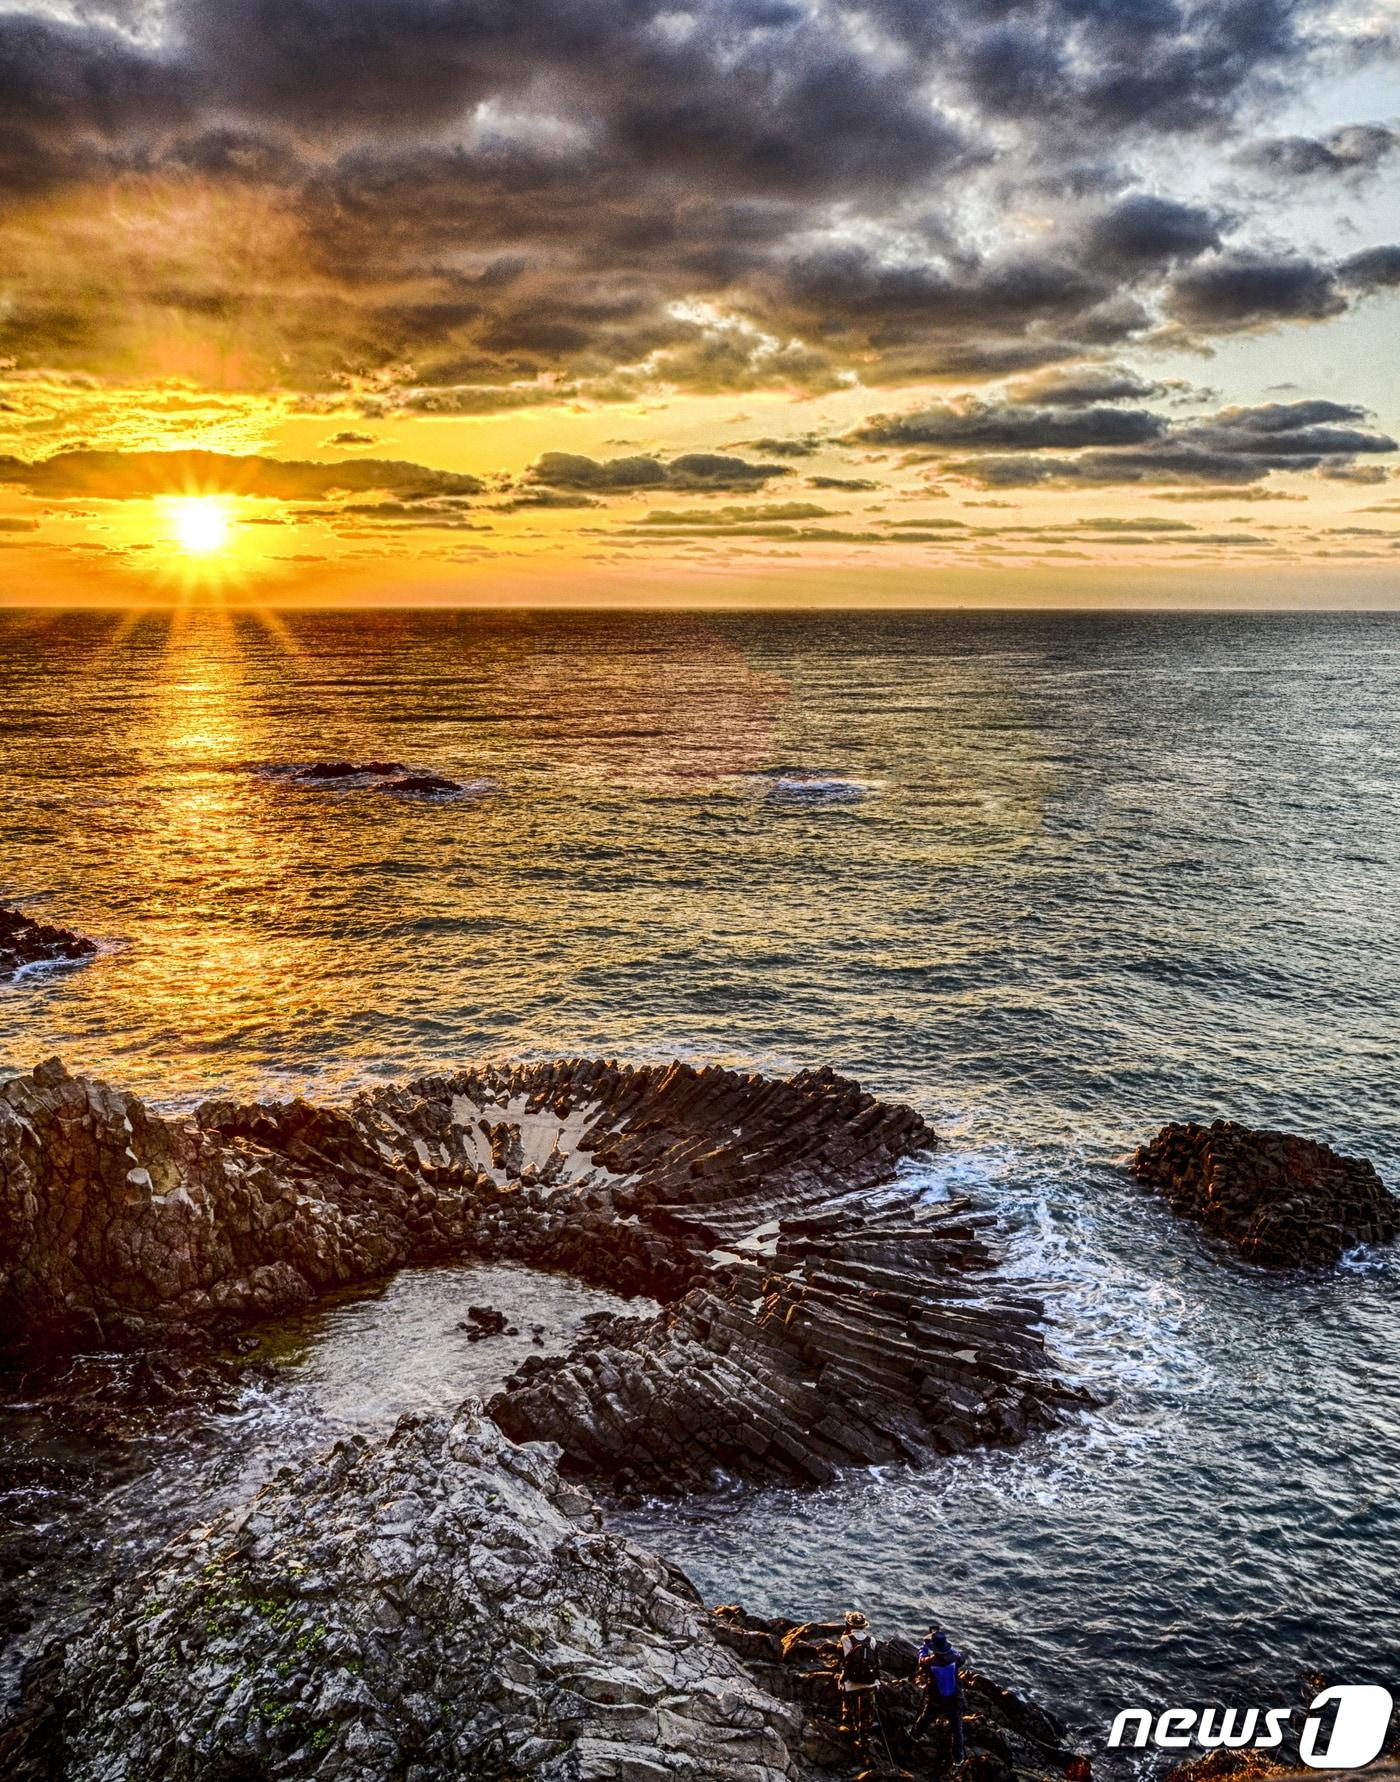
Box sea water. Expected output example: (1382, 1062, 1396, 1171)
(1, 606, 1397, 1734)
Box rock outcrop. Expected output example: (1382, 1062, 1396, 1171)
(0, 1406, 807, 1781)
(0, 1406, 1086, 1782)
(257, 762, 485, 799)
(489, 1192, 1081, 1493)
(712, 1606, 1079, 1781)
(1130, 1120, 1398, 1268)
(0, 1056, 1082, 1487)
(0, 908, 96, 981)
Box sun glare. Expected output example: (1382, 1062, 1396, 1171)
(164, 495, 234, 557)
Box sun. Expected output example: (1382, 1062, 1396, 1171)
(163, 495, 234, 557)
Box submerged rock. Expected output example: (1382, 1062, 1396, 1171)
(1130, 1119, 1398, 1268)
(0, 909, 96, 981)
(0, 1406, 806, 1781)
(382, 772, 463, 796)
(0, 1056, 1082, 1486)
(295, 761, 406, 780)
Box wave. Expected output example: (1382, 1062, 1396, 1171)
(752, 770, 875, 804)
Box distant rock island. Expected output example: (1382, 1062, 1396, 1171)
(0, 1057, 1085, 1492)
(254, 760, 490, 799)
(0, 907, 95, 981)
(1131, 1119, 1398, 1267)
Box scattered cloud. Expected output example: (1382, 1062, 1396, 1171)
(0, 448, 483, 501)
(525, 451, 794, 494)
(1237, 124, 1400, 180)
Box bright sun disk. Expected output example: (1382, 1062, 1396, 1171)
(165, 495, 233, 556)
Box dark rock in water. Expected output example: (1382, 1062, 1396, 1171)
(0, 908, 96, 981)
(295, 760, 406, 780)
(382, 771, 462, 796)
(1130, 1119, 1399, 1268)
(0, 1408, 1080, 1782)
(0, 1407, 806, 1781)
(458, 1303, 509, 1341)
(712, 1605, 1081, 1782)
(0, 1056, 1084, 1488)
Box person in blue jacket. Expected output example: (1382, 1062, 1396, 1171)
(912, 1625, 966, 1758)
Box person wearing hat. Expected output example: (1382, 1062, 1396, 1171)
(912, 1624, 966, 1758)
(837, 1609, 881, 1743)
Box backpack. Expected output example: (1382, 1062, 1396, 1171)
(843, 1635, 879, 1687)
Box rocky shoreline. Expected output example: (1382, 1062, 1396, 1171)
(0, 1404, 1081, 1782)
(1, 1057, 1083, 1491)
(3, 1047, 1397, 1776)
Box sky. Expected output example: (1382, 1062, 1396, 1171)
(1, 0, 1399, 607)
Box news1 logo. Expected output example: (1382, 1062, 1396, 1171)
(1108, 1685, 1395, 1768)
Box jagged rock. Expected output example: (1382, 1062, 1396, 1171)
(0, 909, 96, 981)
(0, 1056, 1083, 1488)
(711, 1606, 1080, 1782)
(296, 761, 406, 780)
(1130, 1120, 1398, 1268)
(460, 1304, 509, 1341)
(0, 1406, 807, 1781)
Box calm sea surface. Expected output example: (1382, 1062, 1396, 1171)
(2, 607, 1398, 1738)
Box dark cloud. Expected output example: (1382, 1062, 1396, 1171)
(526, 450, 793, 494)
(323, 430, 378, 447)
(1163, 252, 1347, 329)
(0, 449, 484, 500)
(738, 435, 824, 458)
(847, 400, 1166, 453)
(1238, 124, 1400, 180)
(494, 489, 602, 511)
(807, 475, 880, 491)
(1079, 194, 1224, 269)
(1338, 245, 1400, 292)
(899, 398, 1397, 487)
(1005, 364, 1169, 405)
(0, 0, 1392, 415)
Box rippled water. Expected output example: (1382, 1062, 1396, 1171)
(2, 607, 1399, 1738)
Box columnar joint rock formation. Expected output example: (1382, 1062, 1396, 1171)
(0, 908, 95, 981)
(1130, 1119, 1399, 1268)
(0, 1055, 1083, 1489)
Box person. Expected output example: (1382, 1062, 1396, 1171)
(837, 1609, 881, 1743)
(912, 1624, 966, 1759)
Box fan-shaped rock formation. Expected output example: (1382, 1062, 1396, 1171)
(0, 908, 95, 981)
(0, 1056, 1082, 1489)
(1130, 1120, 1398, 1268)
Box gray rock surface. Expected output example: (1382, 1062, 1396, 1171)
(0, 1406, 806, 1780)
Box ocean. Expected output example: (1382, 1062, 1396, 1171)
(2, 606, 1398, 1738)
